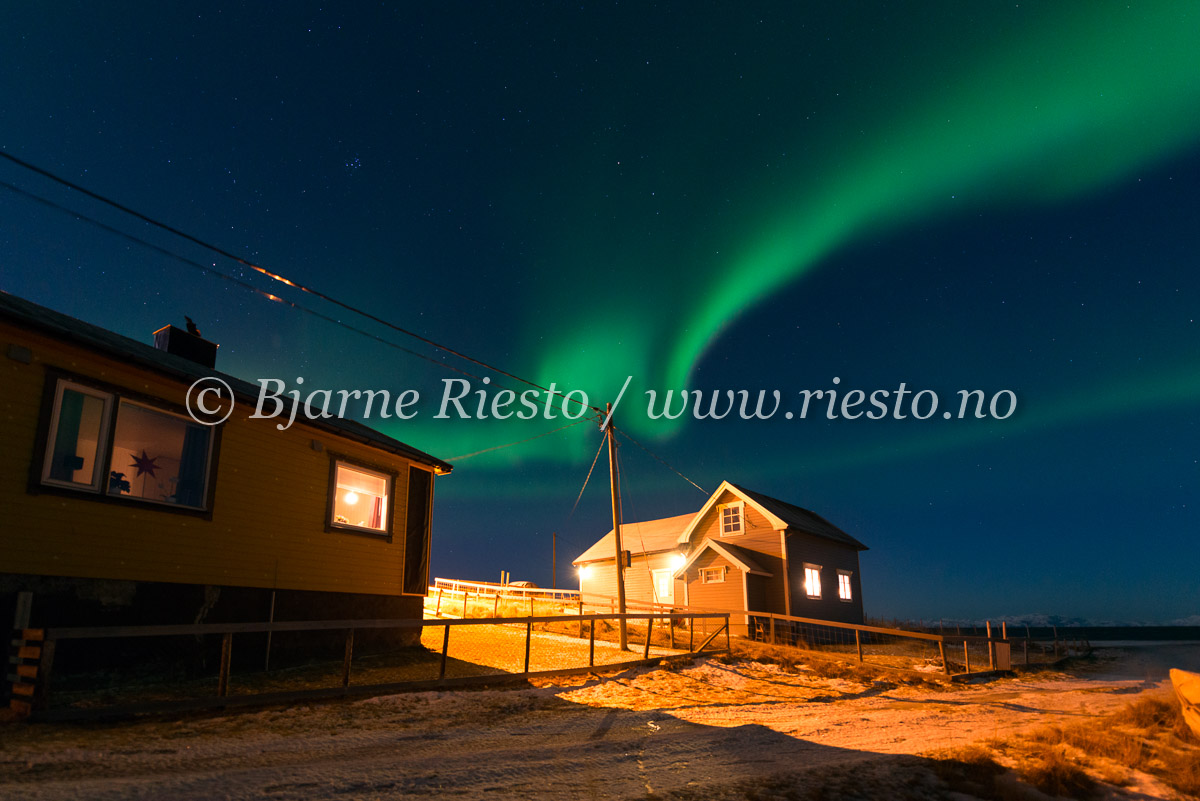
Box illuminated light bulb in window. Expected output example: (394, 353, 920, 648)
(344, 491, 359, 505)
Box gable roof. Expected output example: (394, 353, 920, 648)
(0, 291, 452, 473)
(676, 480, 867, 550)
(674, 538, 772, 577)
(573, 513, 694, 564)
(732, 484, 868, 550)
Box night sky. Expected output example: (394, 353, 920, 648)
(2, 3, 1197, 624)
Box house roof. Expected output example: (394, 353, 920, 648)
(732, 484, 868, 550)
(573, 513, 694, 564)
(0, 291, 453, 473)
(675, 538, 772, 577)
(676, 480, 867, 550)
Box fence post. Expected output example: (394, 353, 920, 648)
(589, 620, 596, 667)
(29, 633, 54, 714)
(463, 589, 471, 618)
(669, 615, 675, 650)
(493, 592, 500, 617)
(218, 632, 233, 698)
(855, 629, 863, 663)
(986, 621, 994, 671)
(439, 624, 450, 680)
(938, 640, 949, 675)
(963, 641, 970, 674)
(770, 616, 776, 645)
(436, 588, 443, 616)
(578, 600, 584, 638)
(342, 629, 355, 688)
(689, 615, 695, 653)
(524, 621, 532, 673)
(725, 616, 731, 652)
(644, 618, 654, 659)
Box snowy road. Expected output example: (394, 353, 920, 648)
(0, 645, 1192, 800)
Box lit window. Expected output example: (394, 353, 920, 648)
(803, 564, 822, 599)
(838, 571, 853, 602)
(330, 461, 391, 534)
(107, 401, 213, 508)
(41, 378, 213, 509)
(700, 566, 724, 584)
(720, 502, 744, 535)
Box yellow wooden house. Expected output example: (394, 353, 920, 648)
(0, 291, 451, 633)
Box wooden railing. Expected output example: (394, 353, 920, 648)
(13, 610, 730, 721)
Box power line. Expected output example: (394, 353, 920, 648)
(0, 150, 605, 415)
(0, 179, 504, 388)
(618, 429, 709, 495)
(567, 431, 609, 520)
(444, 418, 591, 462)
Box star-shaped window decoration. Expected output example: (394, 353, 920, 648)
(130, 450, 160, 478)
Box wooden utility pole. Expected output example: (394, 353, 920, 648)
(551, 532, 557, 590)
(605, 403, 628, 650)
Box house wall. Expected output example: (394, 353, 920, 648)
(682, 549, 745, 612)
(686, 490, 788, 614)
(785, 531, 864, 624)
(578, 550, 678, 607)
(682, 549, 749, 636)
(0, 320, 437, 608)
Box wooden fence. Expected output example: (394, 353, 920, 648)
(9, 610, 730, 721)
(427, 579, 1092, 678)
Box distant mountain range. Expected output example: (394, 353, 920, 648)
(906, 614, 1200, 629)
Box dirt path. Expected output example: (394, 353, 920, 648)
(0, 645, 1193, 800)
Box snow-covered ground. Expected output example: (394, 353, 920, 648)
(0, 643, 1194, 800)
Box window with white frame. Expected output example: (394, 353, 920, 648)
(41, 380, 112, 492)
(838, 571, 853, 601)
(803, 564, 822, 599)
(330, 460, 392, 534)
(41, 377, 214, 510)
(700, 566, 724, 584)
(719, 502, 744, 536)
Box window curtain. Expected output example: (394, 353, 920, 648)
(49, 390, 85, 482)
(368, 496, 383, 529)
(175, 424, 209, 507)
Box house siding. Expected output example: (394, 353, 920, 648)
(786, 530, 864, 624)
(0, 320, 437, 603)
(683, 549, 745, 612)
(684, 549, 749, 635)
(686, 491, 789, 614)
(579, 550, 677, 607)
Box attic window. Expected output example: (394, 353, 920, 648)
(719, 502, 744, 536)
(329, 460, 393, 536)
(700, 566, 724, 584)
